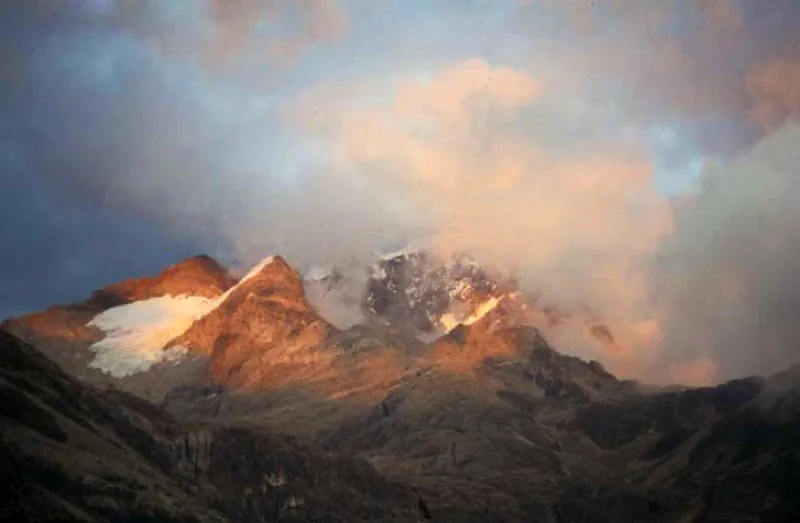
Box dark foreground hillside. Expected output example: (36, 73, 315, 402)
(2, 253, 800, 522)
(0, 329, 424, 523)
(3, 324, 800, 522)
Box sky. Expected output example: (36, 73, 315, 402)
(1, 0, 799, 385)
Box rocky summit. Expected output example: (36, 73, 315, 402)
(2, 252, 800, 522)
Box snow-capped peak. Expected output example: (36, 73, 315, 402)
(440, 296, 502, 332)
(86, 255, 277, 377)
(202, 255, 276, 316)
(231, 255, 276, 288)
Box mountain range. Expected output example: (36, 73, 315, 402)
(2, 250, 799, 522)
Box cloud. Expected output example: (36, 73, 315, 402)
(222, 167, 421, 269)
(654, 122, 800, 381)
(204, 0, 348, 67)
(0, 164, 203, 320)
(514, 0, 800, 154)
(747, 58, 800, 130)
(1, 1, 347, 75)
(0, 0, 353, 318)
(3, 1, 800, 386)
(293, 58, 674, 377)
(293, 50, 800, 384)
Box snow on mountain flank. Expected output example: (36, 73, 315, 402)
(87, 295, 214, 377)
(206, 255, 275, 312)
(440, 296, 502, 332)
(465, 296, 501, 324)
(86, 256, 276, 377)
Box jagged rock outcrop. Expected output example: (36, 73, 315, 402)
(310, 248, 624, 362)
(364, 250, 505, 334)
(170, 428, 215, 477)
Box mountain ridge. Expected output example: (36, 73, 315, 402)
(3, 251, 800, 521)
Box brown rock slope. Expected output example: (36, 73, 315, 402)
(169, 256, 335, 389)
(164, 256, 421, 437)
(5, 254, 800, 521)
(320, 313, 649, 521)
(318, 310, 800, 521)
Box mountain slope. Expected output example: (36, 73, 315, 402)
(0, 328, 428, 522)
(167, 256, 334, 389)
(4, 252, 800, 521)
(1, 255, 238, 402)
(139, 256, 418, 439)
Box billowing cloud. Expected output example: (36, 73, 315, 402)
(2, 1, 800, 385)
(747, 58, 800, 131)
(514, 0, 800, 154)
(293, 58, 674, 377)
(204, 0, 348, 67)
(654, 122, 800, 382)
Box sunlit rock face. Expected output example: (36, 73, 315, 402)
(301, 249, 516, 340)
(88, 254, 238, 307)
(168, 255, 335, 389)
(2, 247, 623, 408)
(305, 248, 624, 363)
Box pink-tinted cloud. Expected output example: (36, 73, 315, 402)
(204, 0, 348, 66)
(293, 58, 675, 379)
(515, 0, 800, 154)
(654, 122, 800, 381)
(747, 58, 800, 130)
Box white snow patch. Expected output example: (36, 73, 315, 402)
(87, 295, 215, 378)
(464, 296, 501, 325)
(449, 279, 472, 300)
(440, 296, 502, 333)
(206, 256, 275, 313)
(239, 255, 276, 283)
(86, 255, 278, 378)
(439, 312, 462, 333)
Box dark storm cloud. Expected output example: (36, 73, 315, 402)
(0, 1, 222, 318)
(0, 0, 360, 319)
(0, 158, 204, 319)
